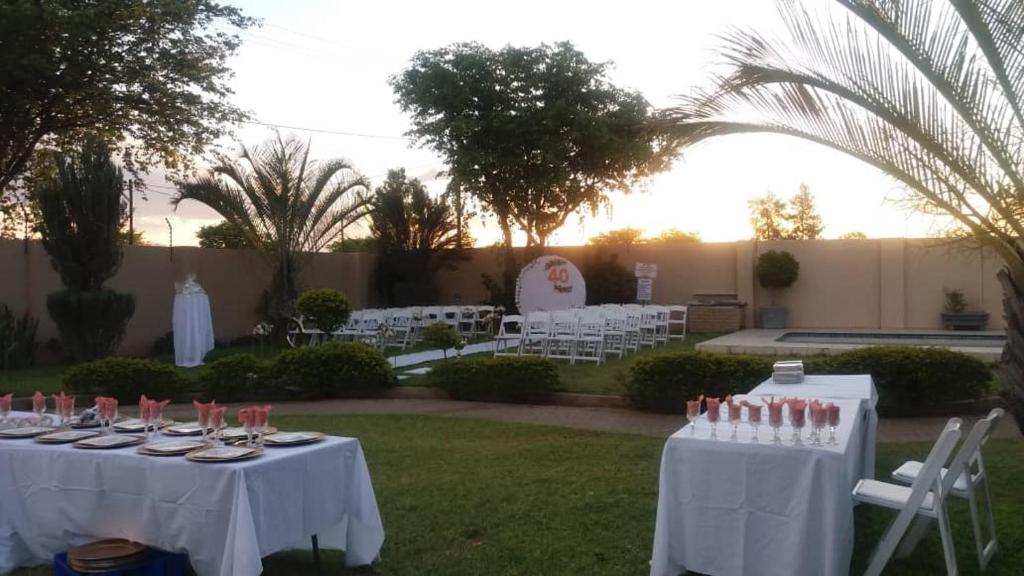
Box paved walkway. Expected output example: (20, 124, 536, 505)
(164, 398, 1022, 443)
(387, 339, 514, 369)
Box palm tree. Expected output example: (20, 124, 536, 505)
(173, 134, 371, 330)
(661, 0, 1024, 430)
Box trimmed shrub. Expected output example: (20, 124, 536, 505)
(47, 288, 135, 361)
(64, 357, 183, 401)
(756, 250, 800, 291)
(296, 288, 352, 332)
(0, 303, 38, 369)
(269, 341, 393, 398)
(421, 322, 461, 356)
(809, 346, 992, 409)
(627, 352, 774, 413)
(197, 353, 278, 402)
(427, 356, 559, 402)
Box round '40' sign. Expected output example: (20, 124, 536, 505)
(515, 255, 587, 313)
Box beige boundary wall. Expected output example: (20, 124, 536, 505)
(0, 237, 1003, 357)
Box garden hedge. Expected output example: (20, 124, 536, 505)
(626, 352, 773, 413)
(268, 341, 394, 399)
(427, 356, 559, 402)
(64, 357, 184, 401)
(197, 353, 278, 402)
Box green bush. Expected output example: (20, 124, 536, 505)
(0, 303, 38, 369)
(47, 288, 135, 361)
(64, 357, 184, 401)
(426, 356, 559, 402)
(197, 353, 278, 402)
(296, 288, 352, 332)
(756, 250, 800, 290)
(583, 252, 635, 304)
(421, 322, 461, 354)
(808, 346, 992, 409)
(269, 341, 393, 398)
(626, 352, 774, 413)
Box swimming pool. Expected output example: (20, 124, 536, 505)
(776, 331, 1006, 348)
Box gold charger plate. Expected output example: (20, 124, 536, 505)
(186, 445, 263, 463)
(73, 434, 145, 449)
(114, 418, 174, 432)
(163, 422, 223, 436)
(137, 439, 208, 456)
(264, 431, 325, 447)
(0, 426, 57, 439)
(219, 426, 277, 440)
(36, 429, 101, 444)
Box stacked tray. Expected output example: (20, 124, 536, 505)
(68, 539, 148, 572)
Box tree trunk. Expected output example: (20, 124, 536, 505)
(998, 268, 1024, 432)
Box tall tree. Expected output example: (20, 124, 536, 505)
(34, 137, 134, 360)
(748, 192, 788, 240)
(786, 183, 824, 240)
(369, 169, 471, 304)
(392, 42, 672, 303)
(197, 220, 252, 249)
(652, 229, 701, 243)
(661, 0, 1024, 429)
(839, 231, 867, 240)
(173, 134, 372, 331)
(0, 0, 253, 194)
(588, 227, 646, 247)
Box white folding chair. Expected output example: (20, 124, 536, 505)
(441, 306, 461, 331)
(623, 310, 642, 353)
(638, 307, 658, 349)
(338, 310, 364, 341)
(890, 409, 1005, 572)
(494, 314, 524, 356)
(520, 311, 551, 356)
(668, 304, 688, 342)
(852, 418, 963, 576)
(545, 310, 579, 362)
(475, 305, 495, 335)
(386, 310, 415, 349)
(602, 311, 627, 360)
(651, 305, 670, 345)
(574, 312, 605, 365)
(457, 306, 478, 337)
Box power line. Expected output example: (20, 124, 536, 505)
(242, 120, 410, 140)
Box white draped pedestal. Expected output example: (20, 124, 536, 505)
(173, 293, 215, 367)
(0, 430, 385, 576)
(650, 374, 879, 576)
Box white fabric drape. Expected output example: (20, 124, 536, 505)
(0, 432, 385, 576)
(173, 293, 215, 367)
(650, 388, 874, 576)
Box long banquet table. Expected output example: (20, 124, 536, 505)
(0, 420, 385, 576)
(650, 374, 879, 576)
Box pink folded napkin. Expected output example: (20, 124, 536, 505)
(787, 398, 807, 427)
(0, 393, 12, 413)
(147, 399, 170, 421)
(253, 405, 272, 427)
(685, 394, 704, 419)
(763, 396, 785, 427)
(193, 400, 215, 427)
(54, 393, 75, 418)
(238, 407, 253, 429)
(704, 397, 721, 423)
(209, 406, 226, 429)
(32, 391, 46, 413)
(139, 394, 150, 419)
(746, 404, 763, 424)
(827, 403, 841, 427)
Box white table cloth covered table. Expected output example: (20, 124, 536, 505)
(650, 396, 868, 576)
(748, 374, 878, 479)
(173, 292, 215, 367)
(0, 431, 384, 576)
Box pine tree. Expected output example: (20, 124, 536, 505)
(748, 192, 788, 240)
(786, 184, 824, 240)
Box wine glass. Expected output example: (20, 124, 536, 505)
(727, 400, 743, 441)
(194, 400, 212, 442)
(254, 406, 272, 448)
(150, 400, 169, 440)
(788, 399, 807, 445)
(0, 393, 11, 428)
(239, 408, 254, 447)
(765, 398, 784, 444)
(827, 404, 841, 445)
(32, 392, 46, 426)
(810, 403, 827, 447)
(62, 396, 75, 430)
(685, 395, 703, 436)
(107, 398, 119, 435)
(705, 397, 721, 440)
(746, 403, 762, 443)
(210, 406, 226, 446)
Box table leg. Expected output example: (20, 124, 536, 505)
(312, 534, 322, 575)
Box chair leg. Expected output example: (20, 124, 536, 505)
(978, 477, 999, 571)
(865, 511, 921, 576)
(937, 506, 959, 576)
(896, 515, 933, 559)
(312, 534, 323, 575)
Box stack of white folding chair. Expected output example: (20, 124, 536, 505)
(521, 311, 551, 356)
(545, 310, 578, 362)
(494, 314, 524, 356)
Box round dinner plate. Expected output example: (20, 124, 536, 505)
(185, 445, 263, 463)
(137, 439, 209, 456)
(163, 422, 225, 436)
(263, 431, 325, 447)
(218, 426, 277, 440)
(0, 426, 58, 439)
(73, 434, 146, 450)
(114, 418, 174, 432)
(35, 429, 101, 444)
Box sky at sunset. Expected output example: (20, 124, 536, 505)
(138, 0, 949, 247)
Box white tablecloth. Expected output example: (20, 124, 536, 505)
(173, 293, 215, 367)
(0, 429, 385, 576)
(748, 374, 878, 479)
(650, 395, 868, 576)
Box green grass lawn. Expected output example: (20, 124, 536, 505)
(9, 414, 1022, 576)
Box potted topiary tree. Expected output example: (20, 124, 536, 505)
(420, 322, 461, 360)
(940, 288, 990, 330)
(756, 250, 800, 329)
(296, 289, 352, 336)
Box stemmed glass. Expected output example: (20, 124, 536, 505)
(107, 398, 119, 435)
(32, 391, 46, 426)
(827, 404, 841, 445)
(139, 395, 151, 439)
(0, 393, 11, 429)
(705, 397, 721, 440)
(764, 397, 784, 444)
(58, 395, 75, 430)
(685, 395, 703, 436)
(254, 406, 272, 448)
(149, 400, 169, 440)
(745, 403, 762, 443)
(194, 400, 213, 443)
(209, 406, 226, 446)
(239, 408, 255, 447)
(726, 398, 742, 441)
(788, 399, 807, 445)
(810, 402, 827, 446)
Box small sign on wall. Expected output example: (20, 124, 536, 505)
(636, 278, 653, 302)
(635, 262, 658, 278)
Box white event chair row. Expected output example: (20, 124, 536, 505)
(287, 305, 498, 349)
